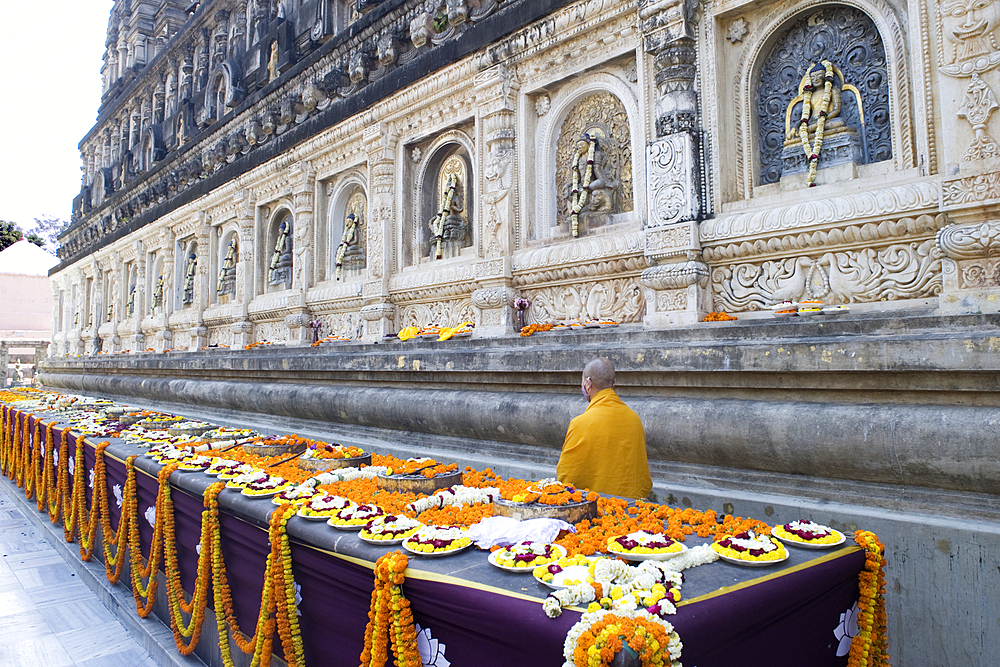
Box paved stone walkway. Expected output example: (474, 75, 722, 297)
(0, 479, 158, 667)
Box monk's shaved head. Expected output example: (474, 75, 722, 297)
(583, 357, 615, 392)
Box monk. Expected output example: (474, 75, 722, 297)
(556, 358, 652, 500)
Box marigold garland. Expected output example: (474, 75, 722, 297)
(849, 531, 890, 667)
(360, 551, 421, 667)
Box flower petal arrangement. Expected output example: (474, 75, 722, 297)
(402, 526, 472, 555)
(359, 514, 423, 543)
(711, 530, 788, 564)
(773, 520, 844, 547)
(492, 541, 566, 570)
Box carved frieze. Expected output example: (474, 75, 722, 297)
(399, 299, 474, 327)
(646, 134, 698, 228)
(521, 278, 645, 323)
(712, 240, 942, 311)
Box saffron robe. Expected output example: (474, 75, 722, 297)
(556, 388, 652, 500)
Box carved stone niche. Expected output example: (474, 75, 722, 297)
(266, 210, 294, 291)
(408, 128, 475, 266)
(755, 6, 892, 189)
(937, 220, 1000, 314)
(553, 91, 634, 238)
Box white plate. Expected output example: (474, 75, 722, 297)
(449, 331, 473, 338)
(598, 323, 619, 328)
(358, 531, 419, 546)
(605, 542, 687, 562)
(716, 551, 788, 567)
(770, 302, 799, 310)
(533, 564, 592, 590)
(175, 465, 211, 473)
(771, 526, 846, 550)
(327, 520, 367, 531)
(772, 311, 798, 318)
(823, 306, 850, 314)
(241, 488, 286, 498)
(401, 540, 472, 558)
(488, 544, 567, 573)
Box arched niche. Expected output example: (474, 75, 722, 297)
(535, 73, 641, 242)
(732, 0, 913, 198)
(409, 131, 475, 266)
(124, 262, 139, 319)
(263, 207, 294, 292)
(753, 4, 892, 186)
(326, 176, 367, 282)
(216, 226, 240, 303)
(140, 125, 165, 172)
(204, 60, 245, 124)
(179, 239, 199, 307)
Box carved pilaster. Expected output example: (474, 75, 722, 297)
(230, 320, 253, 349)
(235, 189, 255, 305)
(936, 220, 1000, 314)
(471, 285, 518, 338)
(290, 162, 316, 292)
(364, 122, 396, 300)
(284, 311, 314, 346)
(476, 65, 517, 260)
(360, 302, 396, 342)
(0, 344, 7, 387)
(640, 259, 710, 327)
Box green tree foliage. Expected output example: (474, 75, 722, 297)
(29, 215, 69, 251)
(0, 220, 24, 251)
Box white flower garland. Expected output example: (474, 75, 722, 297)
(799, 60, 834, 188)
(406, 485, 499, 513)
(305, 465, 389, 487)
(569, 134, 597, 238)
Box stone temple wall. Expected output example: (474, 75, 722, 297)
(41, 0, 1000, 665)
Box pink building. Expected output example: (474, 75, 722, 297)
(0, 239, 57, 385)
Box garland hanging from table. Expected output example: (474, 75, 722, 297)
(848, 531, 890, 667)
(360, 551, 421, 667)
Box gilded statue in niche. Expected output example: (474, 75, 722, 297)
(336, 191, 366, 280)
(428, 154, 468, 260)
(939, 0, 1000, 160)
(555, 92, 632, 235)
(783, 61, 865, 186)
(755, 7, 891, 184)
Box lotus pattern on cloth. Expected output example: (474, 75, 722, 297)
(415, 624, 450, 667)
(833, 601, 860, 656)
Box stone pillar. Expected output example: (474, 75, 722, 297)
(640, 4, 709, 326)
(361, 122, 397, 342)
(230, 189, 256, 347)
(32, 344, 48, 383)
(191, 213, 212, 350)
(0, 343, 8, 388)
(290, 161, 316, 293)
(471, 285, 518, 337)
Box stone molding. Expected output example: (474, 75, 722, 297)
(937, 221, 1000, 260)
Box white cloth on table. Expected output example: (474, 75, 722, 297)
(464, 516, 575, 549)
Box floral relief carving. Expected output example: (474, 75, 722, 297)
(317, 312, 363, 339)
(941, 171, 1000, 206)
(399, 299, 475, 327)
(656, 289, 688, 312)
(936, 220, 1000, 259)
(712, 240, 942, 311)
(253, 320, 287, 343)
(522, 278, 645, 323)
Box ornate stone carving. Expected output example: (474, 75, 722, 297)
(941, 171, 1000, 206)
(360, 303, 395, 321)
(754, 6, 892, 185)
(712, 240, 942, 310)
(522, 278, 645, 323)
(471, 286, 516, 310)
(640, 261, 709, 291)
(700, 182, 940, 242)
(703, 215, 946, 263)
(937, 221, 1000, 260)
(727, 19, 748, 44)
(646, 134, 698, 228)
(399, 299, 475, 327)
(556, 92, 633, 232)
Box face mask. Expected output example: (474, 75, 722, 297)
(581, 380, 590, 400)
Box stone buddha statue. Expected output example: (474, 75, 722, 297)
(428, 156, 468, 260)
(269, 220, 293, 287)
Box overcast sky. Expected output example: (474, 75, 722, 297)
(0, 0, 113, 230)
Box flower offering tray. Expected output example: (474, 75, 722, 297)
(298, 453, 372, 471)
(492, 498, 598, 524)
(167, 425, 215, 436)
(376, 470, 464, 494)
(243, 442, 308, 457)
